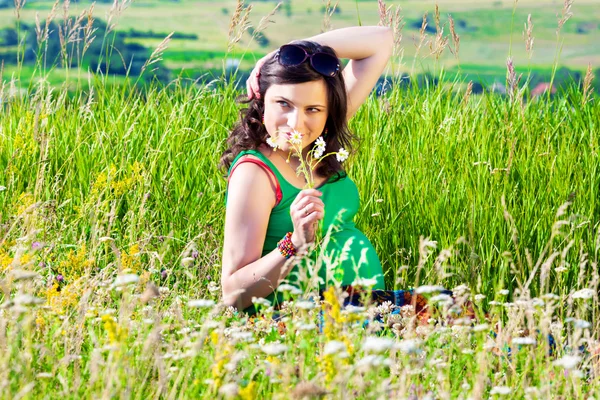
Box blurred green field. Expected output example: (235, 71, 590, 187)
(1, 0, 598, 80)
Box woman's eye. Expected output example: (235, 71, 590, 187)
(307, 108, 320, 113)
(277, 101, 289, 108)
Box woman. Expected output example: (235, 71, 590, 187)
(220, 26, 394, 313)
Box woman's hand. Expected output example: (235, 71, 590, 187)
(246, 50, 277, 100)
(290, 189, 324, 247)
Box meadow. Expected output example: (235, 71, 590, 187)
(1, 0, 600, 398)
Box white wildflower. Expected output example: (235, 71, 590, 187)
(474, 294, 486, 301)
(490, 386, 511, 395)
(376, 301, 394, 315)
(572, 319, 591, 329)
(207, 281, 220, 294)
(542, 293, 560, 301)
(219, 383, 239, 398)
(261, 342, 287, 356)
(187, 299, 215, 308)
(314, 136, 326, 158)
(36, 372, 53, 378)
(472, 324, 489, 332)
(572, 288, 594, 300)
(181, 257, 194, 267)
(231, 331, 254, 343)
(555, 266, 568, 273)
(499, 289, 509, 295)
(415, 285, 445, 294)
(266, 136, 278, 149)
(430, 293, 451, 304)
(289, 130, 303, 145)
(352, 277, 378, 287)
(295, 300, 316, 310)
(343, 305, 366, 314)
(112, 274, 139, 288)
(336, 147, 349, 163)
(356, 355, 392, 368)
(554, 355, 581, 370)
(0, 186, 6, 191)
(452, 284, 470, 296)
(297, 322, 317, 331)
(532, 298, 545, 307)
(323, 340, 346, 356)
(394, 339, 421, 354)
(512, 337, 536, 345)
(251, 297, 272, 307)
(362, 336, 394, 353)
(277, 284, 302, 295)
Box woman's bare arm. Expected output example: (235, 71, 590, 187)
(305, 26, 394, 119)
(221, 162, 293, 310)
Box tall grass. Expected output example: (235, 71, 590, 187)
(0, 0, 599, 398)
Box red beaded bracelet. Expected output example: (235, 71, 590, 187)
(277, 232, 297, 259)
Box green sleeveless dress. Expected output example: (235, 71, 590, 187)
(226, 149, 385, 314)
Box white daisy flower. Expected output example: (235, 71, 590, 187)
(266, 136, 278, 149)
(499, 289, 509, 295)
(289, 130, 303, 145)
(315, 136, 326, 151)
(336, 147, 349, 162)
(0, 186, 6, 191)
(314, 148, 324, 159)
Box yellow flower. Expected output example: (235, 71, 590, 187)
(120, 243, 141, 273)
(0, 250, 13, 272)
(239, 381, 257, 400)
(102, 314, 128, 344)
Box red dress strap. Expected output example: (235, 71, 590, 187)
(228, 156, 283, 207)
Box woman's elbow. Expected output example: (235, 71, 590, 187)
(221, 276, 246, 309)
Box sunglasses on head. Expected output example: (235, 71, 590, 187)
(276, 44, 340, 77)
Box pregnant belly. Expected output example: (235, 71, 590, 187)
(317, 227, 386, 289)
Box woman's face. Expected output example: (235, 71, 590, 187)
(263, 79, 329, 153)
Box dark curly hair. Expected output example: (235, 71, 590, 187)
(219, 40, 357, 180)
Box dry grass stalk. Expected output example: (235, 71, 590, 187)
(321, 0, 340, 33)
(377, 0, 404, 59)
(523, 14, 534, 59)
(14, 0, 27, 20)
(83, 4, 97, 56)
(506, 57, 522, 104)
(227, 0, 253, 53)
(557, 0, 574, 33)
(582, 63, 594, 106)
(107, 0, 132, 34)
(141, 32, 173, 74)
(377, 0, 393, 26)
(428, 4, 448, 61)
(448, 15, 460, 60)
(462, 81, 473, 106)
(255, 2, 281, 34)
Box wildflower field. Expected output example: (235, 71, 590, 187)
(1, 0, 600, 398)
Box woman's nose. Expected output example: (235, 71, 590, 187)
(287, 109, 304, 131)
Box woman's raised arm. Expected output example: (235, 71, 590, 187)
(304, 26, 394, 120)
